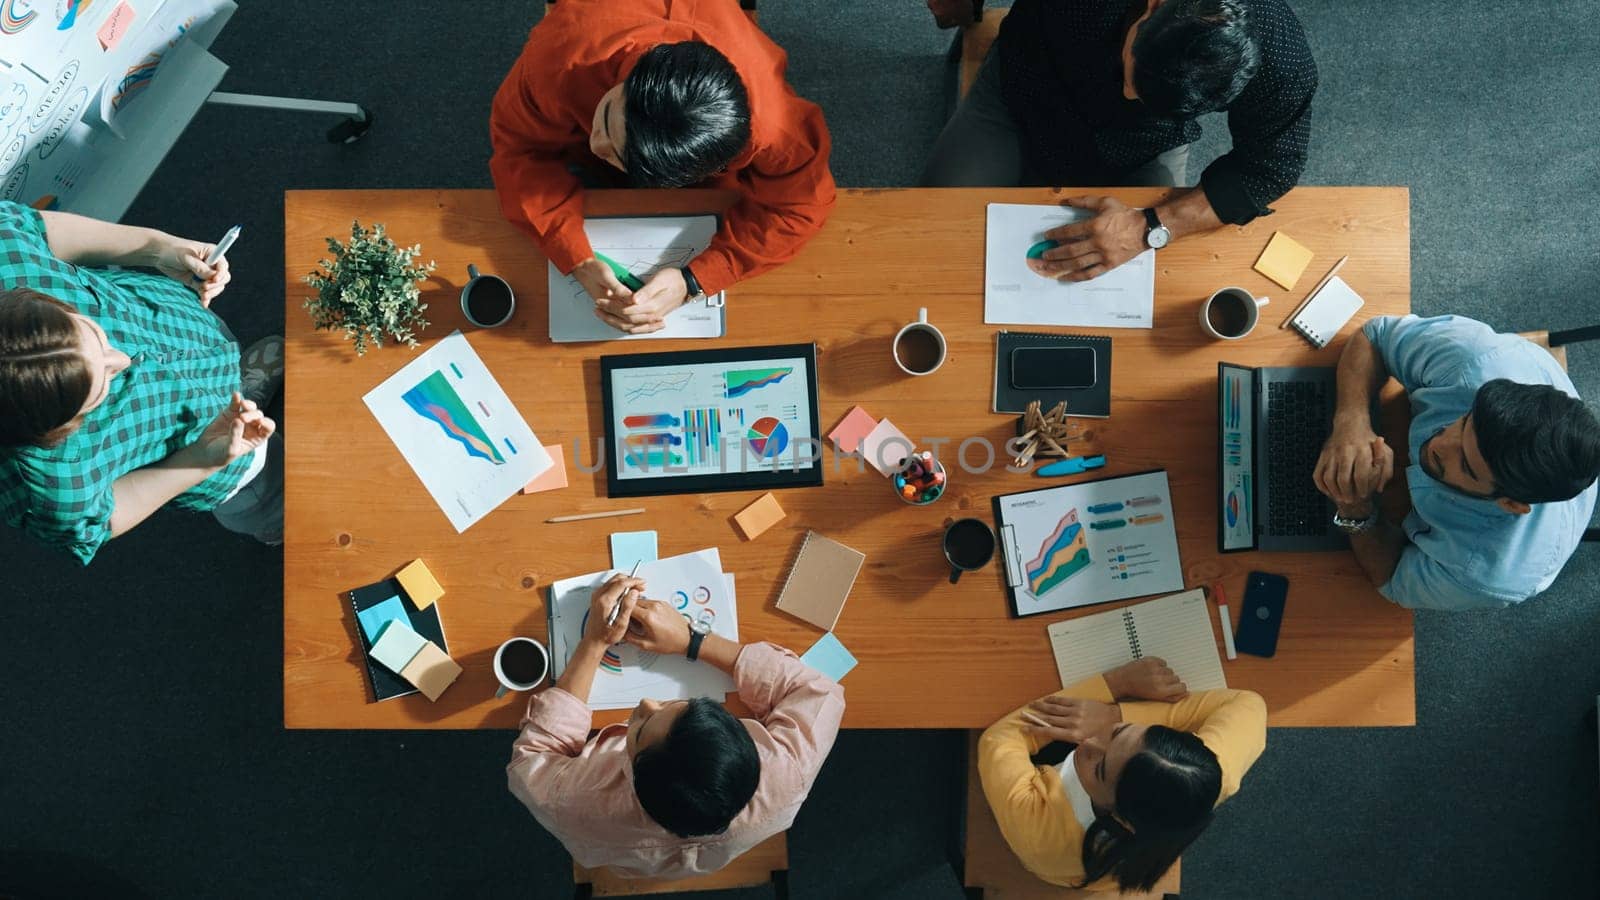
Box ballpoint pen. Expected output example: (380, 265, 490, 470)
(606, 560, 642, 628)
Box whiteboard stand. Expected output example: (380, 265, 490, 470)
(206, 91, 372, 144)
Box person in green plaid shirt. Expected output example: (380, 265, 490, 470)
(0, 202, 284, 564)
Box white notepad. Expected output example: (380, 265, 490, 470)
(1045, 589, 1227, 692)
(547, 215, 726, 342)
(1289, 275, 1365, 349)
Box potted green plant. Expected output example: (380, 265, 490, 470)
(303, 220, 437, 355)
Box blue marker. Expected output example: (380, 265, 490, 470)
(1036, 455, 1107, 477)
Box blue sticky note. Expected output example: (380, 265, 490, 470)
(610, 531, 659, 570)
(800, 632, 858, 682)
(357, 595, 408, 644)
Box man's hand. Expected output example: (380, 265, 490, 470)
(157, 237, 231, 307)
(580, 574, 644, 648)
(1102, 657, 1188, 703)
(193, 392, 275, 468)
(1023, 696, 1122, 744)
(595, 267, 687, 335)
(573, 257, 635, 306)
(1314, 422, 1394, 511)
(1033, 197, 1148, 282)
(927, 0, 979, 28)
(624, 598, 692, 656)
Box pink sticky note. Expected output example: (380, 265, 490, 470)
(828, 406, 879, 454)
(858, 418, 913, 476)
(97, 2, 136, 50)
(522, 444, 569, 494)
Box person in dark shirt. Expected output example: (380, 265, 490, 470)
(924, 0, 1317, 282)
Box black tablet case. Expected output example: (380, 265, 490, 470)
(992, 331, 1112, 417)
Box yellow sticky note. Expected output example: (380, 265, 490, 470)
(733, 492, 786, 541)
(1253, 232, 1315, 290)
(522, 444, 569, 494)
(395, 559, 444, 610)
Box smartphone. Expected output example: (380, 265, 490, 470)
(1011, 347, 1096, 390)
(1233, 571, 1288, 658)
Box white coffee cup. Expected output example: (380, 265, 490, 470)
(493, 637, 550, 698)
(1200, 287, 1271, 340)
(893, 308, 948, 375)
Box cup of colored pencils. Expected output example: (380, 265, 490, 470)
(894, 451, 947, 506)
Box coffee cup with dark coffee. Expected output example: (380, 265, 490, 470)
(462, 264, 517, 328)
(493, 637, 550, 698)
(943, 517, 997, 583)
(893, 308, 948, 375)
(1200, 286, 1270, 340)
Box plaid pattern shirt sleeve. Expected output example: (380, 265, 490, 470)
(0, 202, 248, 565)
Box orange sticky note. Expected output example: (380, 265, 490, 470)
(395, 558, 444, 610)
(733, 492, 785, 541)
(1253, 232, 1314, 290)
(97, 2, 136, 50)
(399, 641, 462, 702)
(522, 444, 569, 494)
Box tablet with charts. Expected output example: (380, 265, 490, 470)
(600, 344, 823, 497)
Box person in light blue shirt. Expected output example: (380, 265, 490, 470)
(1312, 314, 1600, 610)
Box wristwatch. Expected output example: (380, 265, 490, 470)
(681, 264, 721, 308)
(685, 615, 713, 661)
(1142, 208, 1171, 250)
(1332, 503, 1380, 534)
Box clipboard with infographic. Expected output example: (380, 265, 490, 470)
(992, 469, 1185, 617)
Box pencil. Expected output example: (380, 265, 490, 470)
(1279, 254, 1349, 330)
(607, 560, 642, 627)
(1021, 710, 1051, 729)
(546, 508, 646, 523)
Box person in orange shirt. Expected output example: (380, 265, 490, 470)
(490, 0, 836, 335)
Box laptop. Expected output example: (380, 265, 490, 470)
(1218, 362, 1347, 553)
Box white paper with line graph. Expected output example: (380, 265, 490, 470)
(1046, 589, 1227, 692)
(548, 215, 726, 342)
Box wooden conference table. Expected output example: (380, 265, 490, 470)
(283, 187, 1414, 730)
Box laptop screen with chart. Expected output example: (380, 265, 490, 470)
(600, 344, 823, 497)
(1219, 363, 1257, 551)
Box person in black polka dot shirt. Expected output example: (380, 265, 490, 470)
(923, 0, 1317, 281)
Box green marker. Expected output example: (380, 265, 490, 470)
(594, 251, 647, 291)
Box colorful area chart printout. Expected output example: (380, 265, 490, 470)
(363, 331, 552, 532)
(994, 469, 1185, 616)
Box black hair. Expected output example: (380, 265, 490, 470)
(1078, 726, 1220, 892)
(632, 697, 761, 837)
(1471, 378, 1600, 504)
(1131, 0, 1260, 116)
(621, 42, 752, 188)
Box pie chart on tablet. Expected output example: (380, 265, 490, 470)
(746, 417, 789, 458)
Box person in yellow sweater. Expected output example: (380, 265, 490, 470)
(979, 657, 1266, 893)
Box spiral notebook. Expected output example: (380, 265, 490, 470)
(992, 331, 1113, 417)
(1044, 589, 1227, 692)
(774, 531, 866, 632)
(1288, 275, 1365, 349)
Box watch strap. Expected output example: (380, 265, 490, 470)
(1143, 207, 1163, 232)
(686, 629, 707, 661)
(680, 264, 704, 299)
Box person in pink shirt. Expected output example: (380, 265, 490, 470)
(508, 574, 846, 879)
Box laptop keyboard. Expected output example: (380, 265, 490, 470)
(1265, 380, 1335, 537)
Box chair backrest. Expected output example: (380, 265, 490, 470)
(571, 831, 788, 897)
(545, 0, 759, 24)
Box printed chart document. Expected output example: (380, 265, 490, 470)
(548, 215, 726, 342)
(984, 203, 1156, 329)
(1046, 589, 1227, 692)
(548, 548, 738, 710)
(363, 331, 552, 532)
(994, 469, 1185, 616)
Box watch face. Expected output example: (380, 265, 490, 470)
(1147, 226, 1171, 250)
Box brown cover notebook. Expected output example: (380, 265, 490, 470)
(774, 531, 866, 631)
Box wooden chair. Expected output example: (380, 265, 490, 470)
(545, 0, 758, 25)
(962, 733, 1181, 900)
(572, 832, 789, 898)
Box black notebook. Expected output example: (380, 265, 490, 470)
(346, 578, 449, 702)
(992, 331, 1112, 417)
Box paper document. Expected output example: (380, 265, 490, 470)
(548, 549, 739, 710)
(548, 215, 726, 342)
(363, 331, 553, 532)
(984, 203, 1156, 329)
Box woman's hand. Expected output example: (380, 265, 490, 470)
(1102, 657, 1189, 703)
(580, 574, 644, 648)
(1022, 696, 1122, 744)
(623, 598, 692, 655)
(156, 237, 231, 307)
(193, 392, 275, 468)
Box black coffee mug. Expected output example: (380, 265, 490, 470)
(943, 517, 997, 583)
(461, 264, 516, 328)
